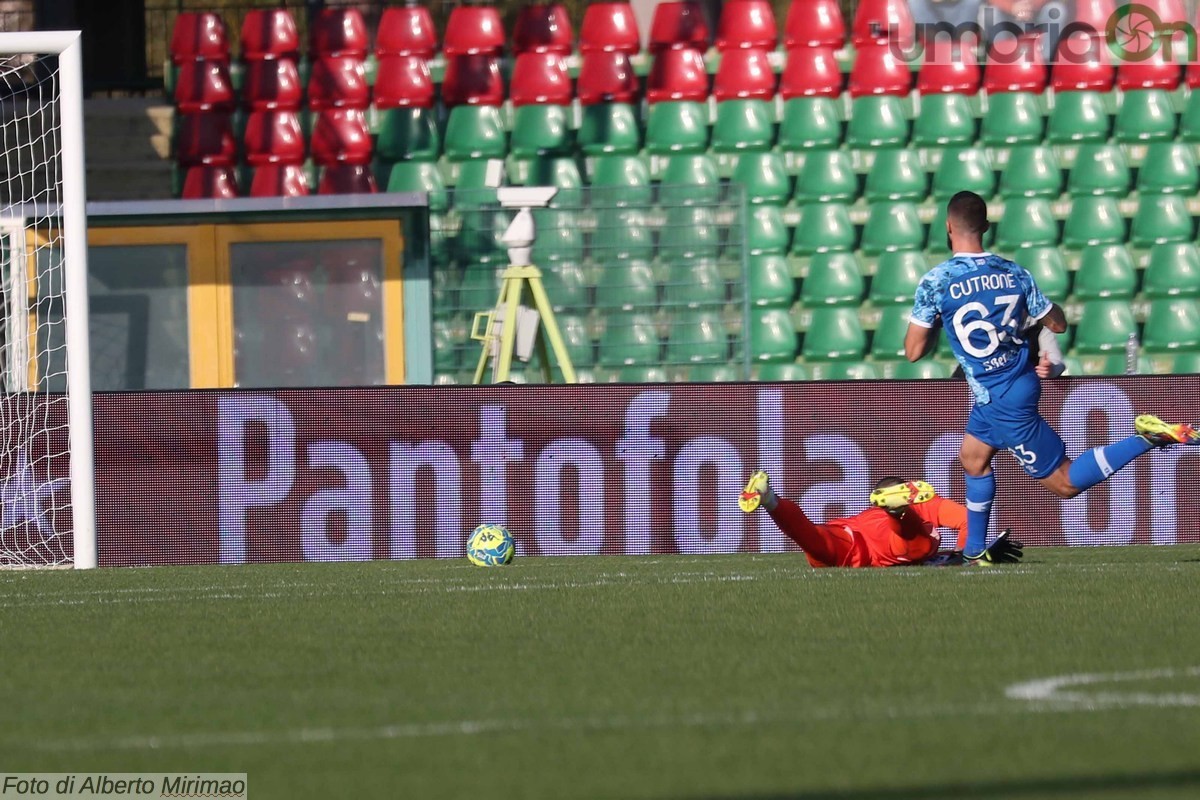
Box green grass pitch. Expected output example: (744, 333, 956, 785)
(3, 547, 1200, 800)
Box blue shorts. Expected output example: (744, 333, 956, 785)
(966, 371, 1066, 479)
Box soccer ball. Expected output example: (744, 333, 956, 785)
(466, 524, 515, 566)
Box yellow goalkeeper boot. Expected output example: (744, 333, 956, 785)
(1135, 414, 1200, 447)
(739, 470, 772, 513)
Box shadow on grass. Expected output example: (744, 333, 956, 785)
(688, 769, 1200, 800)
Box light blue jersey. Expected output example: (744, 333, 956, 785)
(911, 253, 1052, 405)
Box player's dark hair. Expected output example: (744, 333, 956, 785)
(946, 191, 989, 235)
(874, 476, 904, 490)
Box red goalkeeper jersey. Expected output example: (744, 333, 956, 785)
(827, 496, 968, 567)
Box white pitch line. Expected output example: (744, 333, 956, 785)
(1007, 666, 1200, 709)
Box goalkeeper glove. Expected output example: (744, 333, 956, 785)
(971, 529, 1025, 565)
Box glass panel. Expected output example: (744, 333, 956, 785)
(33, 243, 189, 392)
(230, 239, 385, 388)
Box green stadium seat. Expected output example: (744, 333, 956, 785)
(925, 203, 951, 257)
(754, 361, 808, 381)
(997, 145, 1062, 199)
(1114, 89, 1177, 143)
(376, 106, 440, 162)
(806, 360, 881, 380)
(1062, 196, 1126, 249)
(802, 307, 867, 361)
(444, 105, 506, 161)
(1013, 245, 1070, 302)
(912, 93, 976, 147)
(733, 152, 791, 206)
(869, 304, 911, 360)
(538, 258, 590, 309)
(1137, 142, 1200, 195)
(520, 157, 583, 205)
(861, 201, 926, 256)
(432, 316, 463, 372)
(1073, 353, 1131, 376)
(749, 254, 796, 308)
(385, 160, 447, 210)
(458, 262, 503, 312)
(598, 311, 661, 366)
(577, 103, 641, 155)
(1065, 143, 1131, 197)
(794, 150, 859, 204)
(588, 155, 652, 207)
(870, 250, 928, 305)
(685, 362, 743, 382)
(658, 153, 720, 205)
(994, 197, 1059, 250)
(778, 97, 842, 151)
(750, 308, 799, 362)
(981, 92, 1044, 146)
(614, 365, 670, 383)
(1046, 91, 1109, 144)
(846, 95, 909, 149)
(666, 309, 728, 364)
(880, 358, 950, 379)
(509, 104, 573, 158)
(1072, 244, 1137, 299)
(801, 252, 865, 306)
(710, 99, 775, 153)
(662, 257, 726, 307)
(594, 258, 657, 310)
(1130, 194, 1195, 248)
(645, 101, 709, 155)
(864, 149, 926, 202)
(1143, 299, 1200, 352)
(931, 148, 995, 201)
(595, 208, 655, 261)
(747, 205, 790, 255)
(790, 203, 857, 256)
(454, 198, 506, 263)
(1180, 89, 1200, 142)
(659, 205, 722, 261)
(1142, 243, 1200, 298)
(532, 208, 585, 262)
(555, 314, 595, 369)
(1145, 350, 1200, 374)
(1072, 300, 1138, 354)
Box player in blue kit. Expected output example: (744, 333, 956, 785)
(904, 191, 1200, 562)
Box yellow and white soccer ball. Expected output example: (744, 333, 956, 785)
(466, 523, 515, 566)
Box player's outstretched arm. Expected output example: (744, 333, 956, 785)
(904, 318, 938, 362)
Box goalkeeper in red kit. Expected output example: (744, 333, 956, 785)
(738, 472, 1023, 567)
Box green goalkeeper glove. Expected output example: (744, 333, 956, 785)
(975, 529, 1024, 565)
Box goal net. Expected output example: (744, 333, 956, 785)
(0, 32, 94, 568)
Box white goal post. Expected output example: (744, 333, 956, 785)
(0, 31, 95, 569)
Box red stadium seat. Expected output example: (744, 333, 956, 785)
(318, 164, 378, 195)
(713, 48, 775, 101)
(510, 52, 572, 106)
(577, 51, 639, 104)
(443, 5, 505, 57)
(249, 164, 311, 197)
(513, 4, 574, 55)
(1051, 32, 1113, 91)
(649, 1, 711, 53)
(373, 55, 434, 109)
(579, 2, 641, 54)
(181, 165, 238, 199)
(240, 8, 300, 61)
(173, 60, 235, 112)
(441, 55, 505, 106)
(307, 56, 369, 110)
(715, 0, 777, 51)
(917, 39, 980, 94)
(243, 110, 305, 166)
(1189, 59, 1200, 88)
(309, 7, 369, 58)
(174, 112, 236, 166)
(780, 46, 842, 98)
(376, 5, 437, 58)
(310, 109, 373, 165)
(852, 0, 914, 48)
(983, 34, 1047, 93)
(1117, 42, 1182, 90)
(849, 43, 912, 96)
(1073, 0, 1115, 34)
(646, 47, 709, 102)
(170, 11, 229, 64)
(783, 0, 845, 48)
(242, 58, 302, 110)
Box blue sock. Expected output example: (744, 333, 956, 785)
(1067, 436, 1154, 493)
(964, 472, 996, 558)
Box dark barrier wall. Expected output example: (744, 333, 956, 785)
(77, 377, 1200, 567)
